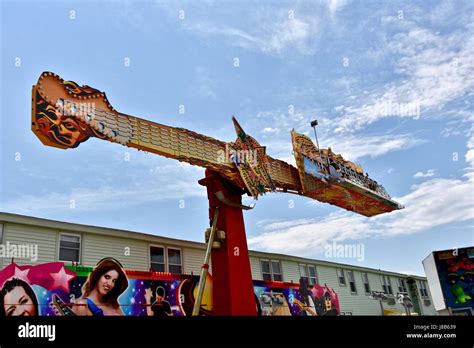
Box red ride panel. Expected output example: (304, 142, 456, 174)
(199, 169, 257, 315)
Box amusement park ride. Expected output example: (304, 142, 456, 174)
(31, 71, 403, 315)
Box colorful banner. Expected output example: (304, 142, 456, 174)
(434, 247, 474, 315)
(0, 261, 339, 316)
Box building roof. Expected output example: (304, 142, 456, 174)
(0, 211, 427, 280)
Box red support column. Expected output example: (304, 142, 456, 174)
(198, 169, 257, 315)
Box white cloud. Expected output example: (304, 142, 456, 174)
(326, 0, 351, 17)
(261, 218, 315, 232)
(249, 127, 474, 257)
(264, 16, 319, 55)
(333, 22, 474, 132)
(466, 127, 474, 167)
(262, 127, 280, 135)
(193, 66, 217, 99)
(441, 127, 461, 137)
(324, 133, 424, 161)
(414, 169, 436, 178)
(249, 170, 474, 256)
(0, 161, 206, 215)
(249, 212, 370, 256)
(175, 8, 321, 56)
(255, 109, 311, 135)
(466, 150, 474, 167)
(246, 106, 424, 164)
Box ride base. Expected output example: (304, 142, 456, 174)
(199, 169, 257, 315)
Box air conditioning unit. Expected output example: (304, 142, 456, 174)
(424, 299, 431, 306)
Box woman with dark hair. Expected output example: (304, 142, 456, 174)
(73, 258, 128, 316)
(0, 278, 39, 316)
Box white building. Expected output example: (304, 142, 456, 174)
(0, 212, 437, 315)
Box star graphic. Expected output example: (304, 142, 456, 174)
(13, 265, 30, 282)
(49, 266, 75, 292)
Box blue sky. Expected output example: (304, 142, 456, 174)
(0, 0, 473, 276)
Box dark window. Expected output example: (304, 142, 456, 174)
(261, 260, 272, 281)
(300, 264, 318, 285)
(362, 273, 371, 294)
(168, 248, 182, 274)
(419, 281, 429, 298)
(337, 269, 346, 286)
(59, 234, 80, 262)
(271, 261, 282, 281)
(381, 275, 393, 295)
(398, 278, 407, 293)
(348, 270, 357, 293)
(261, 260, 282, 281)
(308, 265, 318, 285)
(150, 246, 165, 272)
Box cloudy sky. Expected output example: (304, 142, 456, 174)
(0, 0, 473, 276)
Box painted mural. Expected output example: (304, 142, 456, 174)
(255, 278, 340, 316)
(434, 247, 474, 315)
(0, 260, 340, 316)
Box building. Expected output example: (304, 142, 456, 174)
(0, 212, 437, 315)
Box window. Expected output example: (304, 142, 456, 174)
(261, 260, 272, 281)
(337, 269, 346, 286)
(150, 247, 182, 273)
(380, 275, 393, 295)
(419, 281, 429, 298)
(272, 261, 282, 281)
(0, 224, 3, 244)
(397, 278, 408, 293)
(260, 260, 283, 281)
(347, 270, 357, 294)
(59, 234, 81, 262)
(299, 264, 307, 278)
(299, 264, 318, 285)
(150, 246, 165, 272)
(362, 273, 370, 294)
(307, 265, 317, 285)
(167, 248, 182, 274)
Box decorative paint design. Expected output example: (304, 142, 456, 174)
(0, 262, 76, 316)
(434, 247, 474, 314)
(33, 90, 107, 149)
(0, 262, 340, 316)
(63, 80, 102, 98)
(31, 71, 403, 217)
(254, 279, 340, 316)
(229, 117, 275, 198)
(34, 90, 90, 148)
(291, 129, 402, 216)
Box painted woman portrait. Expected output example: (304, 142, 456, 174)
(73, 258, 128, 316)
(0, 278, 39, 316)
